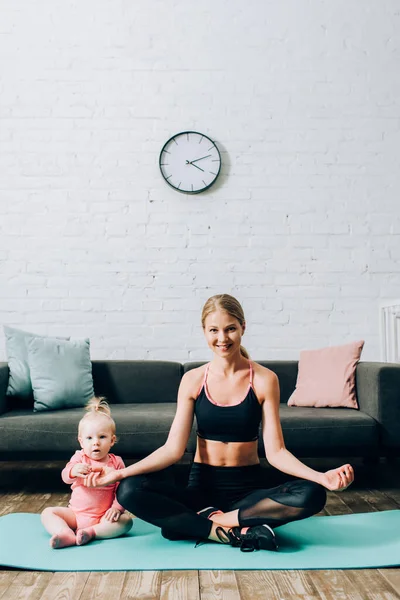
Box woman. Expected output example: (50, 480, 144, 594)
(84, 294, 354, 552)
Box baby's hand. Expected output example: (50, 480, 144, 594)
(104, 508, 121, 522)
(71, 463, 92, 478)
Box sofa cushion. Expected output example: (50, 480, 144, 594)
(27, 338, 94, 412)
(0, 403, 190, 459)
(0, 402, 378, 460)
(287, 341, 364, 409)
(4, 326, 69, 405)
(92, 361, 183, 404)
(257, 405, 379, 458)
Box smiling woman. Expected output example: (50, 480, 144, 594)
(82, 293, 355, 553)
(201, 294, 250, 360)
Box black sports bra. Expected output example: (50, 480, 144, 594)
(194, 362, 262, 443)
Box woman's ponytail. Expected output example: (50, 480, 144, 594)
(240, 345, 250, 359)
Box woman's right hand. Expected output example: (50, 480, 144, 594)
(83, 466, 121, 487)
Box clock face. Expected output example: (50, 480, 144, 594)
(159, 131, 221, 194)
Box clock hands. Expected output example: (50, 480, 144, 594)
(185, 155, 212, 173)
(191, 163, 205, 172)
(191, 154, 212, 163)
(185, 159, 204, 172)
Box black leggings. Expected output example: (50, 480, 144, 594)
(117, 462, 327, 541)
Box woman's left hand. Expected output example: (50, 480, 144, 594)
(319, 464, 354, 491)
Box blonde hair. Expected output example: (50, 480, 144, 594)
(78, 396, 116, 437)
(201, 294, 249, 359)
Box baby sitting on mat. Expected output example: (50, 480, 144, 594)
(41, 397, 133, 549)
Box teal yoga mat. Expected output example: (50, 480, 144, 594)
(1, 511, 400, 571)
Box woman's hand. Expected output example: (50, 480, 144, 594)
(83, 466, 121, 487)
(103, 508, 121, 522)
(319, 464, 354, 491)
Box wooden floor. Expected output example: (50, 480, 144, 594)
(1, 457, 400, 599)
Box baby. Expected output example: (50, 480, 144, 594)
(41, 397, 133, 548)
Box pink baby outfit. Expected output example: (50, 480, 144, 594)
(62, 450, 125, 530)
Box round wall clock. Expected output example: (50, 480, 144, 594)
(159, 131, 221, 194)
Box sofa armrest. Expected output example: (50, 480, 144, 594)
(0, 363, 9, 416)
(356, 361, 400, 450)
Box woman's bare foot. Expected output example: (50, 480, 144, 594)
(209, 509, 240, 528)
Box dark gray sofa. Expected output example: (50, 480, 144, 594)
(0, 360, 399, 461)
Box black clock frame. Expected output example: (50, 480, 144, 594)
(159, 130, 222, 194)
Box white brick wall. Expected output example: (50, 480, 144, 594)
(0, 0, 399, 362)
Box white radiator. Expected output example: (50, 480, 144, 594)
(380, 300, 400, 363)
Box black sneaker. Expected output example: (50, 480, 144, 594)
(216, 524, 278, 552)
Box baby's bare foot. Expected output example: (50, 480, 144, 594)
(76, 527, 96, 546)
(50, 529, 76, 549)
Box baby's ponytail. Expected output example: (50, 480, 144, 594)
(85, 396, 111, 417)
(79, 396, 116, 436)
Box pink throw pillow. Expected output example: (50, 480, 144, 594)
(287, 340, 365, 409)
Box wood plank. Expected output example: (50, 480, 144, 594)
(305, 570, 365, 600)
(336, 487, 399, 514)
(323, 492, 349, 516)
(237, 570, 321, 600)
(121, 571, 161, 599)
(160, 571, 199, 600)
(16, 493, 53, 514)
(0, 571, 19, 599)
(40, 572, 90, 600)
(340, 489, 399, 513)
(345, 569, 400, 600)
(235, 571, 284, 600)
(78, 572, 126, 600)
(0, 492, 26, 516)
(379, 569, 400, 596)
(360, 489, 400, 512)
(40, 492, 70, 510)
(379, 490, 400, 508)
(263, 570, 321, 599)
(79, 572, 126, 600)
(338, 489, 376, 514)
(4, 571, 54, 600)
(199, 570, 240, 600)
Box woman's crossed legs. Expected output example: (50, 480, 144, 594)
(209, 479, 327, 529)
(116, 468, 326, 550)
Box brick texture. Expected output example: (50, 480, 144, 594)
(0, 1, 399, 361)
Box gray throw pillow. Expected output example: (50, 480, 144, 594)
(27, 337, 94, 412)
(4, 326, 69, 399)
